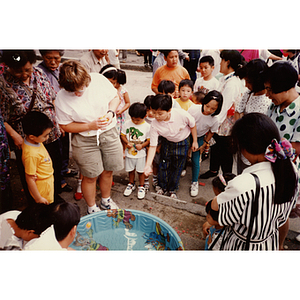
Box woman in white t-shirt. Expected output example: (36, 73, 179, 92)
(55, 60, 123, 214)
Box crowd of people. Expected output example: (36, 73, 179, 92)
(0, 48, 300, 250)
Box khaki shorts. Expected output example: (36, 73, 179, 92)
(72, 127, 124, 178)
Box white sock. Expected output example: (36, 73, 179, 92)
(88, 204, 97, 213)
(76, 179, 82, 193)
(102, 197, 110, 203)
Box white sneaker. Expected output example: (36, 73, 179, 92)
(170, 191, 178, 199)
(181, 170, 187, 177)
(190, 182, 198, 197)
(87, 205, 101, 214)
(124, 183, 136, 196)
(137, 186, 145, 200)
(100, 198, 119, 210)
(155, 186, 164, 195)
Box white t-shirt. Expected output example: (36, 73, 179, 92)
(0, 210, 22, 250)
(259, 49, 271, 61)
(200, 50, 221, 76)
(193, 76, 219, 93)
(121, 119, 150, 159)
(188, 104, 219, 137)
(55, 73, 118, 137)
(150, 108, 195, 146)
(23, 225, 63, 250)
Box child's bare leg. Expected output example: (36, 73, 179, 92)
(128, 170, 135, 184)
(138, 172, 145, 186)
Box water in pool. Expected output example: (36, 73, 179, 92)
(71, 227, 168, 250)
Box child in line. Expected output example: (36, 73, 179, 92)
(144, 95, 157, 190)
(100, 64, 131, 134)
(176, 79, 194, 111)
(21, 111, 54, 204)
(176, 79, 195, 177)
(188, 91, 223, 196)
(157, 80, 181, 109)
(144, 94, 198, 199)
(203, 173, 236, 250)
(194, 55, 219, 94)
(191, 91, 205, 105)
(191, 91, 210, 161)
(121, 102, 150, 200)
(144, 95, 155, 125)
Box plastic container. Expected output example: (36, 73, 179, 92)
(70, 209, 184, 251)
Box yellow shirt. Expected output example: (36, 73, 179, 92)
(22, 140, 54, 204)
(176, 98, 195, 111)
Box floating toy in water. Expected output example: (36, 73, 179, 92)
(107, 209, 136, 230)
(86, 222, 92, 229)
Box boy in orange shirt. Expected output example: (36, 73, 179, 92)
(151, 50, 190, 98)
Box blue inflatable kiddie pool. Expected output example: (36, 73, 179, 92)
(70, 209, 184, 251)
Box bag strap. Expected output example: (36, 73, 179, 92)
(208, 227, 225, 250)
(244, 173, 260, 250)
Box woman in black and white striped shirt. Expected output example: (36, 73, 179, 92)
(210, 113, 298, 250)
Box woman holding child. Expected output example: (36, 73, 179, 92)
(210, 113, 297, 250)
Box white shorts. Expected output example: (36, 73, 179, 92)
(125, 156, 146, 173)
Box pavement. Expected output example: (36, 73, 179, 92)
(10, 50, 300, 250)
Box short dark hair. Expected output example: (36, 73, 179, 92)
(117, 69, 127, 85)
(1, 50, 37, 69)
(201, 90, 223, 116)
(158, 80, 175, 94)
(22, 111, 53, 137)
(212, 173, 236, 194)
(192, 91, 206, 104)
(199, 55, 214, 66)
(151, 94, 172, 111)
(178, 79, 193, 91)
(144, 95, 155, 109)
(264, 61, 298, 94)
(236, 59, 268, 93)
(39, 50, 65, 57)
(129, 102, 147, 119)
(15, 203, 53, 235)
(50, 202, 81, 242)
(100, 64, 118, 80)
(220, 50, 245, 72)
(161, 50, 178, 58)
